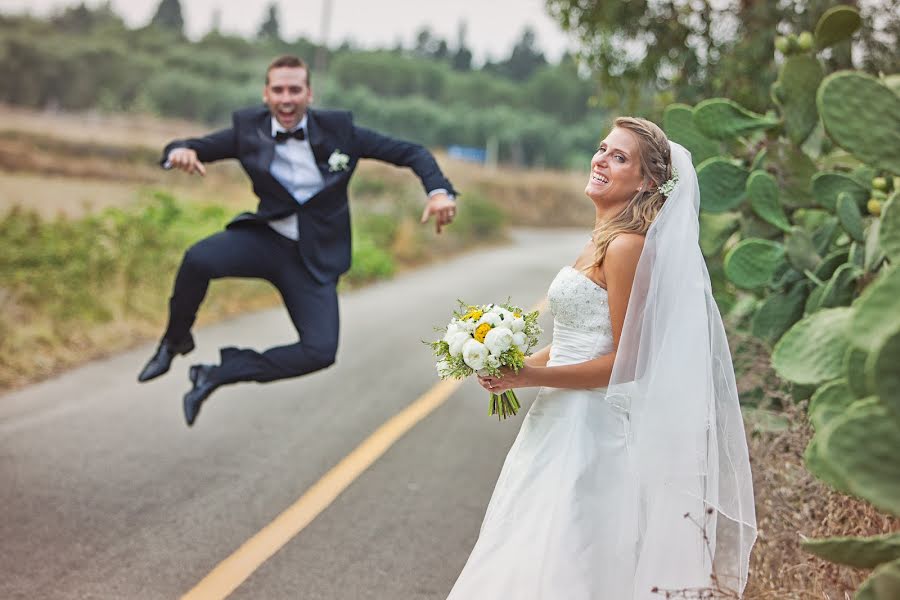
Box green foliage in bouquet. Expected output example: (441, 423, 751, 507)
(661, 7, 900, 595)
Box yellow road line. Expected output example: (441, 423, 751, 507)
(182, 298, 547, 600)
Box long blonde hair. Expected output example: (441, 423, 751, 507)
(590, 117, 673, 269)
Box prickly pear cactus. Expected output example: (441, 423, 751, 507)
(772, 307, 851, 384)
(849, 268, 900, 353)
(836, 192, 865, 242)
(693, 98, 780, 140)
(723, 238, 784, 289)
(818, 397, 900, 516)
(814, 5, 863, 50)
(811, 171, 869, 212)
(696, 158, 750, 213)
(699, 211, 740, 257)
(747, 170, 791, 231)
(751, 283, 807, 344)
(880, 194, 900, 261)
(808, 378, 853, 430)
(779, 55, 824, 145)
(867, 327, 900, 421)
(802, 532, 900, 569)
(662, 104, 720, 166)
(818, 72, 900, 175)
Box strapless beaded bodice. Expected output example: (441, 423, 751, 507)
(546, 266, 614, 365)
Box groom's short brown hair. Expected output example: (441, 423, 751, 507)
(266, 55, 311, 86)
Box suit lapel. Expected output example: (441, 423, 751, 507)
(251, 112, 277, 172)
(306, 110, 333, 179)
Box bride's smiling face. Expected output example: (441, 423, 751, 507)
(585, 127, 645, 206)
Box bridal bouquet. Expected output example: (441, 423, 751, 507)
(428, 301, 542, 420)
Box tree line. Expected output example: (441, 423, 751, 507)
(0, 1, 601, 168)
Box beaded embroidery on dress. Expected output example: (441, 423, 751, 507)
(447, 265, 640, 600)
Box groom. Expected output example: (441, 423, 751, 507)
(138, 55, 458, 426)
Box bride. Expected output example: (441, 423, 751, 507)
(448, 117, 757, 599)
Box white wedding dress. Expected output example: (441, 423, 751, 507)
(448, 265, 638, 599)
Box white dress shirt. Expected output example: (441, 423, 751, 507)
(266, 115, 324, 240)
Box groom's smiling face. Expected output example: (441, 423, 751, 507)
(263, 66, 313, 131)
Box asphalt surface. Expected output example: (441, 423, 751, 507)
(1, 228, 588, 599)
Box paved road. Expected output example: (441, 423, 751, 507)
(1, 228, 588, 599)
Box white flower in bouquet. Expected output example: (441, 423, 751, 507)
(484, 327, 514, 356)
(510, 317, 526, 333)
(512, 331, 527, 348)
(486, 354, 501, 370)
(443, 321, 464, 342)
(478, 310, 503, 327)
(462, 339, 489, 370)
(447, 331, 471, 357)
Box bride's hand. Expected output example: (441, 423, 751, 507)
(478, 366, 531, 393)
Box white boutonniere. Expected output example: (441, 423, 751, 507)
(328, 149, 350, 172)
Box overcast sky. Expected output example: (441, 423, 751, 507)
(0, 0, 576, 63)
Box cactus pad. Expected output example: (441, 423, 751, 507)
(802, 532, 900, 569)
(699, 211, 740, 257)
(724, 238, 784, 289)
(785, 227, 822, 272)
(867, 326, 900, 421)
(808, 379, 854, 430)
(693, 98, 780, 140)
(837, 192, 866, 242)
(850, 267, 900, 353)
(697, 157, 750, 213)
(879, 193, 900, 262)
(752, 283, 808, 344)
(779, 55, 824, 145)
(773, 306, 851, 384)
(814, 5, 863, 50)
(820, 397, 900, 516)
(818, 72, 900, 176)
(747, 170, 791, 231)
(844, 345, 872, 399)
(663, 103, 720, 166)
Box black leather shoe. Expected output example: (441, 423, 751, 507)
(183, 364, 218, 427)
(137, 335, 195, 382)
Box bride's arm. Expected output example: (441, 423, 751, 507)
(524, 344, 552, 367)
(482, 234, 644, 392)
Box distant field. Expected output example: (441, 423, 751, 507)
(0, 104, 593, 226)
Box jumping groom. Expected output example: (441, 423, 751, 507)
(137, 55, 458, 426)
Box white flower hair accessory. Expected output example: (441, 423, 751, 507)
(658, 168, 679, 197)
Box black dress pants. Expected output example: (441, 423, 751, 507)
(162, 225, 338, 385)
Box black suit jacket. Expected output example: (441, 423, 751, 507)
(161, 106, 457, 284)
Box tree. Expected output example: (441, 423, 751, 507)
(490, 27, 547, 81)
(149, 0, 184, 36)
(451, 21, 473, 71)
(257, 2, 281, 42)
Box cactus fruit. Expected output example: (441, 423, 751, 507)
(818, 72, 900, 176)
(772, 306, 852, 384)
(814, 5, 863, 50)
(663, 103, 720, 166)
(779, 55, 824, 145)
(747, 170, 791, 231)
(836, 192, 865, 242)
(879, 194, 900, 261)
(873, 177, 889, 191)
(785, 227, 822, 272)
(752, 283, 808, 344)
(693, 98, 780, 140)
(819, 397, 900, 516)
(811, 171, 869, 211)
(724, 238, 784, 289)
(775, 36, 790, 55)
(802, 532, 900, 569)
(797, 31, 814, 51)
(849, 267, 900, 354)
(697, 157, 750, 212)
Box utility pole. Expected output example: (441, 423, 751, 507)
(314, 0, 332, 74)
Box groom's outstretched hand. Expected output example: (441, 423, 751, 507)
(421, 192, 456, 234)
(166, 148, 207, 176)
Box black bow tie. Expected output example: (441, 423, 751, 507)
(273, 128, 306, 143)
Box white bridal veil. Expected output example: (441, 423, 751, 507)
(608, 141, 757, 596)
